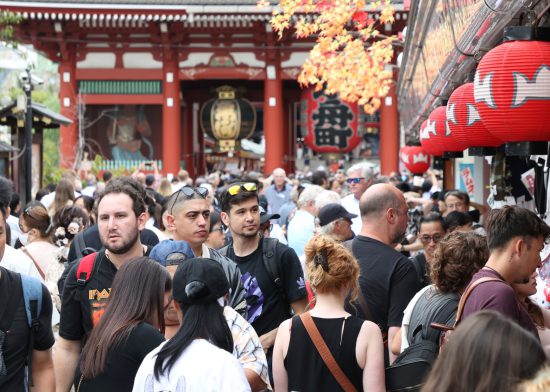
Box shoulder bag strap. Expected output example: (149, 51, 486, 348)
(455, 277, 502, 326)
(300, 312, 358, 392)
(21, 246, 45, 280)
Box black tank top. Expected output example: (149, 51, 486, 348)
(285, 315, 364, 392)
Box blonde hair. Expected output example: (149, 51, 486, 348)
(304, 235, 359, 300)
(518, 366, 550, 392)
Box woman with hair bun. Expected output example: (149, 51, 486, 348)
(272, 235, 385, 392)
(17, 201, 57, 281)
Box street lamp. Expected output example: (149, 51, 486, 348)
(19, 67, 42, 204)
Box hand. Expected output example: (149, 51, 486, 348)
(259, 329, 278, 352)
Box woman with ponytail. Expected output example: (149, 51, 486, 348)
(133, 257, 250, 392)
(272, 235, 385, 392)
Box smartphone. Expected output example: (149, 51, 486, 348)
(144, 161, 153, 168)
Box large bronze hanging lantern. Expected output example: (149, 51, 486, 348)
(200, 86, 257, 152)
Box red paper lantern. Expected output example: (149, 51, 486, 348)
(474, 30, 550, 142)
(447, 83, 502, 148)
(419, 119, 441, 156)
(301, 88, 363, 154)
(400, 145, 430, 175)
(428, 106, 466, 154)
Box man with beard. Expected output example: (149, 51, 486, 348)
(218, 182, 307, 381)
(351, 183, 420, 365)
(54, 178, 149, 392)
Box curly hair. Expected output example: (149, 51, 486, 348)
(304, 235, 359, 300)
(430, 231, 488, 293)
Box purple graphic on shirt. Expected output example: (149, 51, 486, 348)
(242, 272, 264, 324)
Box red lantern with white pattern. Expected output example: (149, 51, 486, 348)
(428, 106, 466, 154)
(447, 83, 502, 148)
(474, 27, 550, 143)
(400, 145, 431, 175)
(420, 119, 441, 156)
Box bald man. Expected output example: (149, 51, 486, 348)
(350, 183, 419, 365)
(264, 168, 292, 214)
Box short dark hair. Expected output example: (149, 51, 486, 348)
(419, 212, 446, 231)
(444, 211, 473, 232)
(486, 206, 550, 251)
(311, 170, 328, 186)
(102, 171, 113, 182)
(97, 177, 146, 217)
(444, 190, 470, 205)
(219, 181, 260, 213)
(9, 193, 19, 212)
(0, 177, 13, 218)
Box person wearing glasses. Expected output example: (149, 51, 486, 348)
(341, 162, 378, 235)
(443, 190, 487, 223)
(55, 177, 155, 392)
(219, 182, 308, 383)
(410, 213, 447, 288)
(164, 185, 247, 318)
(206, 211, 227, 250)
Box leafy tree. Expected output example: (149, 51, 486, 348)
(259, 0, 396, 114)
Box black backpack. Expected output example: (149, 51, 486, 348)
(219, 236, 286, 302)
(385, 290, 458, 392)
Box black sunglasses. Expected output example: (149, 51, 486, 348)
(169, 186, 209, 215)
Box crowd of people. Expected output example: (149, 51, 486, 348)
(1, 160, 550, 392)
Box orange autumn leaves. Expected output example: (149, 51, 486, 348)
(258, 0, 396, 114)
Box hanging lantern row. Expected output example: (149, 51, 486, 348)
(419, 26, 550, 157)
(400, 145, 431, 175)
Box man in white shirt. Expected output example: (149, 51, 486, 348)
(341, 162, 378, 234)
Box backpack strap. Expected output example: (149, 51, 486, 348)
(76, 252, 97, 287)
(20, 274, 43, 387)
(454, 276, 502, 326)
(262, 237, 287, 302)
(74, 231, 87, 260)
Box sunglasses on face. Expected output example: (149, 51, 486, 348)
(227, 182, 257, 196)
(169, 186, 209, 215)
(346, 177, 365, 184)
(419, 234, 443, 244)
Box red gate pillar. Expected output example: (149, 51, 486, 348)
(162, 60, 181, 176)
(59, 60, 77, 168)
(379, 83, 399, 175)
(182, 101, 195, 178)
(263, 64, 284, 175)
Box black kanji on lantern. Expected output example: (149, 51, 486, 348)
(312, 91, 354, 148)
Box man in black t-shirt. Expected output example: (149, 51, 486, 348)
(55, 177, 151, 392)
(219, 182, 307, 372)
(0, 197, 55, 392)
(351, 183, 420, 365)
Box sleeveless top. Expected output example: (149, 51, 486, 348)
(285, 315, 364, 392)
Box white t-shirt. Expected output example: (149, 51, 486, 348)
(133, 339, 251, 392)
(399, 285, 432, 352)
(0, 245, 41, 280)
(341, 194, 362, 235)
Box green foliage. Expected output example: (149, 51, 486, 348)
(0, 11, 21, 42)
(90, 155, 129, 178)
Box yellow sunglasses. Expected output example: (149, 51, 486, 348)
(227, 182, 257, 196)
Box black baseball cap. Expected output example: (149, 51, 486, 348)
(172, 258, 229, 305)
(259, 206, 280, 225)
(318, 203, 357, 226)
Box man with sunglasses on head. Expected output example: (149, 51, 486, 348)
(164, 185, 247, 318)
(218, 181, 308, 382)
(341, 162, 378, 235)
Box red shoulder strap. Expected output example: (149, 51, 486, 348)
(76, 252, 97, 286)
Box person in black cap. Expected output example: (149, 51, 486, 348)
(317, 203, 357, 242)
(133, 258, 250, 391)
